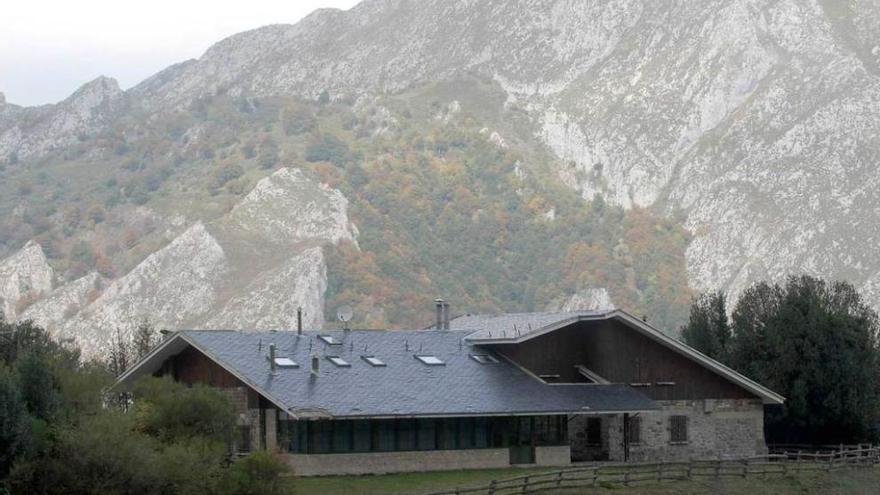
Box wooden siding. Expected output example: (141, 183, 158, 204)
(169, 345, 247, 390)
(492, 320, 757, 400)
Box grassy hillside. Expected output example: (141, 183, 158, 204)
(0, 77, 693, 331)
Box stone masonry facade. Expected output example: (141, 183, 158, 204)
(570, 399, 767, 462)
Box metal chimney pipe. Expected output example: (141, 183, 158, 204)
(311, 355, 319, 375)
(297, 307, 303, 335)
(442, 301, 450, 330)
(269, 344, 276, 372)
(434, 298, 444, 330)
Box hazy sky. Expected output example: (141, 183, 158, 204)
(0, 0, 361, 107)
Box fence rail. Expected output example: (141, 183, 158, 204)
(417, 446, 879, 495)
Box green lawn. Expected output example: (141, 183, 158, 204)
(290, 466, 880, 495)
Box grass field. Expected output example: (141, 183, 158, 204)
(291, 466, 880, 495)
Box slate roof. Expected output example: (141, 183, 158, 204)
(450, 311, 610, 341)
(178, 329, 658, 419)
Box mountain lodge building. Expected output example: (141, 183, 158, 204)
(115, 309, 783, 476)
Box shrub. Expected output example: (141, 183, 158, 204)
(133, 377, 236, 444)
(219, 450, 292, 495)
(305, 133, 349, 166)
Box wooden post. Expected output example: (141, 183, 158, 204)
(556, 470, 563, 487)
(521, 475, 529, 493)
(488, 480, 496, 495)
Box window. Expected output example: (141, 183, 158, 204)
(318, 335, 341, 345)
(470, 354, 499, 364)
(352, 420, 372, 452)
(332, 421, 353, 452)
(273, 357, 298, 368)
(670, 415, 688, 444)
(586, 417, 602, 447)
(397, 419, 417, 451)
(417, 419, 437, 450)
(326, 356, 351, 367)
(236, 425, 252, 453)
(415, 355, 445, 366)
(362, 355, 386, 367)
(627, 416, 641, 445)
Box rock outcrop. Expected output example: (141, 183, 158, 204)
(38, 168, 356, 357)
(0, 241, 54, 320)
(0, 76, 124, 161)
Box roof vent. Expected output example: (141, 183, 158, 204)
(311, 355, 320, 375)
(297, 307, 303, 335)
(269, 344, 277, 373)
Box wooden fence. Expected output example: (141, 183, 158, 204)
(418, 446, 879, 495)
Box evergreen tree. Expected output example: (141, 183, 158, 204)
(730, 276, 880, 444)
(681, 290, 731, 362)
(15, 352, 60, 421)
(0, 367, 30, 477)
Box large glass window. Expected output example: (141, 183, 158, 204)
(373, 420, 396, 452)
(353, 420, 371, 452)
(282, 415, 568, 455)
(333, 420, 353, 452)
(417, 419, 436, 450)
(397, 419, 417, 451)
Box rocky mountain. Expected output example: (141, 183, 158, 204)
(6, 168, 355, 356)
(1, 0, 878, 355)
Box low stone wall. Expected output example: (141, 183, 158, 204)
(284, 448, 512, 476)
(535, 445, 571, 466)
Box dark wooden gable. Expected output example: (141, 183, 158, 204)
(492, 319, 757, 400)
(167, 345, 247, 389)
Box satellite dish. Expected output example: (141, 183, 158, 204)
(336, 305, 353, 329)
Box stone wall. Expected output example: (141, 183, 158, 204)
(570, 399, 767, 462)
(223, 387, 262, 452)
(284, 448, 512, 476)
(534, 446, 571, 466)
(629, 399, 767, 461)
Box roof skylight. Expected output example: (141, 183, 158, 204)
(319, 335, 342, 345)
(470, 354, 499, 364)
(274, 357, 298, 368)
(415, 355, 445, 366)
(327, 356, 351, 367)
(362, 356, 386, 367)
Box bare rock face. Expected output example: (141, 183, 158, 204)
(60, 222, 229, 355)
(203, 247, 327, 331)
(226, 168, 357, 246)
(19, 272, 104, 332)
(37, 168, 356, 357)
(0, 76, 124, 161)
(0, 241, 54, 320)
(549, 288, 614, 312)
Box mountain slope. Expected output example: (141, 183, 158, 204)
(1, 0, 878, 352)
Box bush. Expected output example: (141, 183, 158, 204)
(305, 133, 349, 166)
(212, 164, 244, 188)
(133, 377, 236, 444)
(9, 413, 164, 495)
(219, 450, 292, 495)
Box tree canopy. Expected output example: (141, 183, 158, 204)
(683, 276, 880, 444)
